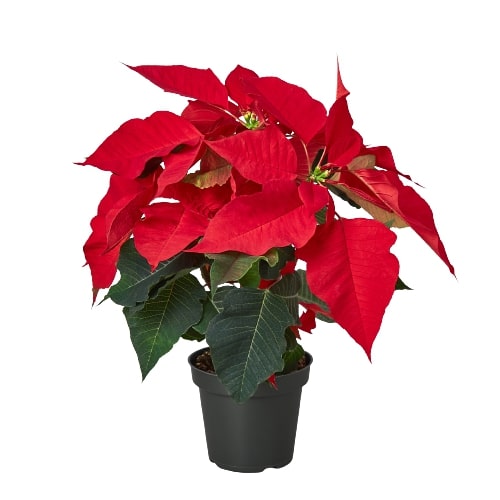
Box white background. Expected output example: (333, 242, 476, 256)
(1, 1, 498, 498)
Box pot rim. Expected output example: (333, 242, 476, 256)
(188, 346, 312, 397)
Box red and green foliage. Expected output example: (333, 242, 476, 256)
(79, 62, 454, 403)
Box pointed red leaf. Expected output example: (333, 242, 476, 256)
(229, 168, 262, 198)
(83, 172, 159, 295)
(298, 181, 330, 215)
(297, 218, 399, 358)
(127, 64, 228, 108)
(329, 170, 389, 209)
(78, 111, 203, 179)
(133, 203, 209, 269)
(156, 141, 202, 192)
(83, 215, 122, 300)
(290, 131, 326, 180)
(361, 145, 416, 182)
(325, 95, 363, 166)
(324, 61, 363, 166)
(243, 76, 327, 144)
(161, 181, 233, 218)
(345, 169, 454, 275)
(225, 65, 259, 109)
(189, 180, 320, 255)
(267, 374, 278, 390)
(181, 100, 241, 138)
(206, 125, 298, 183)
(336, 59, 350, 101)
(298, 309, 316, 333)
(103, 172, 160, 251)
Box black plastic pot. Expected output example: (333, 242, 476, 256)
(189, 347, 312, 472)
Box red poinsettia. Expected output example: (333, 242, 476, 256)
(78, 62, 454, 403)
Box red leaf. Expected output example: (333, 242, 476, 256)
(290, 131, 326, 180)
(127, 64, 228, 108)
(225, 65, 259, 109)
(78, 111, 203, 178)
(361, 145, 416, 182)
(181, 100, 241, 138)
(243, 76, 327, 144)
(267, 374, 278, 390)
(83, 172, 159, 296)
(104, 173, 160, 251)
(336, 59, 350, 101)
(156, 142, 202, 192)
(325, 94, 363, 167)
(297, 181, 330, 216)
(298, 309, 316, 333)
(281, 260, 297, 276)
(229, 169, 262, 198)
(297, 218, 399, 359)
(83, 215, 122, 301)
(161, 181, 232, 218)
(329, 170, 389, 209)
(189, 180, 320, 255)
(133, 203, 209, 269)
(345, 169, 455, 275)
(206, 125, 298, 183)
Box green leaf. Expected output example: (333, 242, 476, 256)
(181, 329, 205, 341)
(107, 239, 206, 307)
(192, 298, 219, 335)
(315, 206, 328, 225)
(212, 285, 235, 312)
(208, 252, 261, 292)
(281, 328, 305, 374)
(395, 277, 412, 290)
(184, 164, 232, 188)
(181, 296, 219, 342)
(238, 260, 261, 288)
(124, 274, 207, 379)
(208, 249, 279, 292)
(259, 246, 295, 280)
(270, 272, 301, 323)
(206, 287, 295, 403)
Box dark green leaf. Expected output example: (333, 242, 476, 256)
(208, 252, 261, 291)
(206, 287, 294, 403)
(212, 285, 235, 312)
(269, 272, 301, 323)
(181, 329, 205, 341)
(192, 298, 219, 335)
(395, 277, 412, 290)
(281, 328, 305, 374)
(107, 240, 206, 307)
(208, 250, 279, 292)
(238, 260, 261, 288)
(327, 184, 361, 209)
(124, 274, 207, 379)
(315, 207, 328, 225)
(259, 246, 295, 280)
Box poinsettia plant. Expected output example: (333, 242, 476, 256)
(78, 62, 454, 403)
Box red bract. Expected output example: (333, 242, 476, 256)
(83, 169, 160, 298)
(242, 76, 327, 144)
(206, 124, 298, 183)
(189, 181, 327, 255)
(134, 203, 209, 269)
(78, 111, 203, 179)
(297, 218, 399, 358)
(79, 62, 454, 401)
(127, 64, 229, 108)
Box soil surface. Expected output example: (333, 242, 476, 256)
(193, 349, 308, 374)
